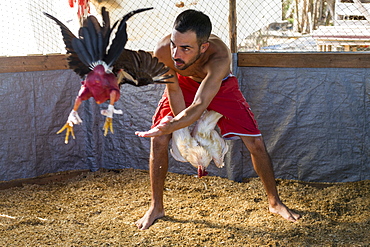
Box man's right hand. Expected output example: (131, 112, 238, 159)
(135, 116, 173, 137)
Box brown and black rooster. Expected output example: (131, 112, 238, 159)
(44, 7, 173, 144)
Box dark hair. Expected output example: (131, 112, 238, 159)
(173, 10, 212, 44)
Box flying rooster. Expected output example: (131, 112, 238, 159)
(170, 110, 229, 178)
(44, 7, 173, 144)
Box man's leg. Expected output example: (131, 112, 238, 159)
(241, 135, 300, 222)
(135, 134, 171, 230)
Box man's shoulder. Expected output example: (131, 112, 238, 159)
(156, 34, 171, 48)
(153, 35, 174, 69)
(207, 35, 231, 62)
(154, 35, 171, 56)
(208, 35, 229, 52)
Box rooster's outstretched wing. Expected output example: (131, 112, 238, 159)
(43, 12, 89, 77)
(114, 49, 174, 87)
(44, 7, 154, 78)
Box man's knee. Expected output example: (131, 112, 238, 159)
(151, 134, 171, 148)
(241, 136, 267, 154)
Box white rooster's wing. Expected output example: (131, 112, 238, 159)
(209, 130, 228, 168)
(170, 129, 189, 163)
(193, 110, 228, 168)
(170, 126, 212, 173)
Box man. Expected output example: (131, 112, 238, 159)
(135, 9, 300, 230)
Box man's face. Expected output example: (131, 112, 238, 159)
(170, 30, 203, 70)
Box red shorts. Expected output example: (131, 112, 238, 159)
(152, 74, 261, 139)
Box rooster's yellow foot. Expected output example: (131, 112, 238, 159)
(103, 117, 114, 136)
(57, 123, 75, 144)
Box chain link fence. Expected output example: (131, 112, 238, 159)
(238, 0, 370, 52)
(1, 0, 370, 56)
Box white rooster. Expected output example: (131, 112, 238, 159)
(170, 110, 228, 177)
(192, 110, 229, 168)
(170, 125, 212, 178)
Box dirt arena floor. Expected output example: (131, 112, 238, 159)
(0, 168, 369, 246)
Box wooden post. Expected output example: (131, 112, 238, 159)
(229, 0, 237, 53)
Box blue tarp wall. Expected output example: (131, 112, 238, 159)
(0, 66, 369, 182)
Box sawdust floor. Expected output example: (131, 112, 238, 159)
(0, 168, 369, 246)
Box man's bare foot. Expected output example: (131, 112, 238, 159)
(135, 207, 165, 230)
(269, 202, 301, 222)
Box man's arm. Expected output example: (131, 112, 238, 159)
(136, 56, 230, 137)
(154, 35, 186, 116)
(136, 36, 231, 137)
(170, 56, 231, 128)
